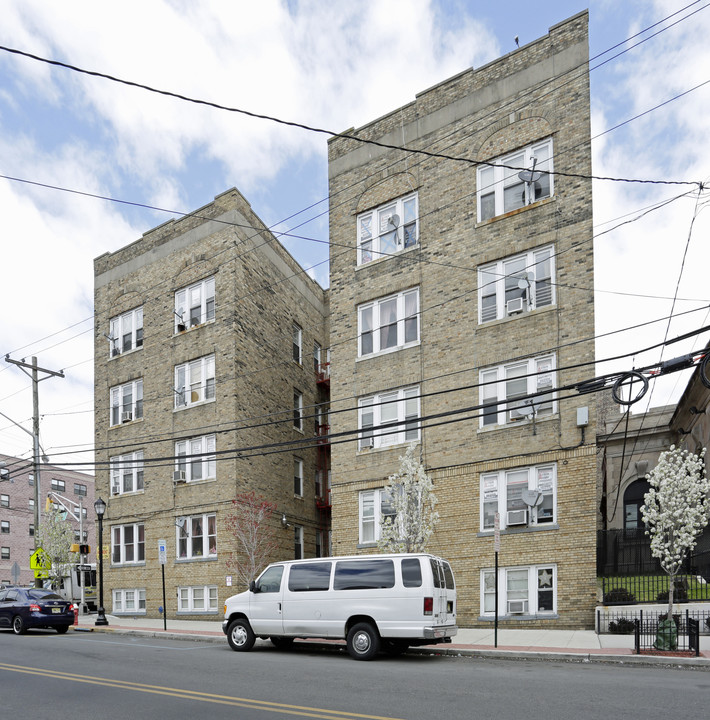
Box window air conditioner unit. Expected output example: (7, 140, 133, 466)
(360, 437, 374, 450)
(506, 297, 524, 315)
(507, 599, 528, 614)
(121, 411, 133, 423)
(507, 509, 528, 526)
(173, 470, 186, 483)
(111, 485, 120, 495)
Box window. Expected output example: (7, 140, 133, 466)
(29, 524, 34, 536)
(50, 478, 65, 492)
(175, 435, 216, 482)
(111, 523, 145, 564)
(481, 464, 556, 530)
(1, 547, 9, 559)
(112, 588, 146, 614)
(29, 499, 34, 509)
(357, 193, 418, 265)
(175, 277, 215, 330)
(110, 451, 144, 495)
(294, 525, 303, 559)
(293, 457, 303, 497)
(1, 520, 9, 534)
(358, 386, 420, 450)
(110, 379, 143, 426)
(293, 390, 303, 431)
(478, 246, 554, 322)
(288, 562, 331, 591)
(177, 513, 217, 559)
(477, 138, 553, 222)
(292, 324, 302, 364)
(402, 558, 423, 587)
(254, 565, 284, 593)
(358, 288, 419, 357)
(0, 494, 8, 508)
(74, 483, 87, 496)
(178, 585, 218, 612)
(313, 341, 322, 373)
(480, 355, 555, 428)
(334, 559, 395, 590)
(315, 530, 324, 558)
(359, 488, 395, 544)
(481, 565, 556, 616)
(74, 529, 88, 542)
(174, 355, 215, 408)
(109, 307, 143, 357)
(28, 474, 34, 486)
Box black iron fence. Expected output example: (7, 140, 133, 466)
(600, 573, 710, 604)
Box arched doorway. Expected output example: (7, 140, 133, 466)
(623, 479, 650, 529)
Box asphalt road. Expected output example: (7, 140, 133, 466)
(0, 629, 707, 719)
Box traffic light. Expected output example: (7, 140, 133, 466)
(45, 495, 55, 511)
(79, 544, 90, 555)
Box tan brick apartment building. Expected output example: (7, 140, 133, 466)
(326, 12, 598, 627)
(94, 189, 329, 618)
(94, 12, 600, 627)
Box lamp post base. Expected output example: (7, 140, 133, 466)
(95, 607, 109, 626)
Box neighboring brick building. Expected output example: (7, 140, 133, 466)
(93, 188, 329, 618)
(0, 453, 95, 586)
(326, 12, 598, 627)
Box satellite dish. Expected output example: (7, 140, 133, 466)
(518, 156, 541, 184)
(521, 489, 543, 507)
(517, 272, 535, 290)
(388, 214, 400, 228)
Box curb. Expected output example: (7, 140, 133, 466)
(75, 626, 710, 668)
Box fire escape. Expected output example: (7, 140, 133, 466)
(315, 356, 331, 555)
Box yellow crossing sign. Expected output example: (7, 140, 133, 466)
(30, 547, 52, 571)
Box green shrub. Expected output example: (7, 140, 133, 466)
(608, 618, 636, 634)
(656, 579, 689, 604)
(603, 587, 636, 604)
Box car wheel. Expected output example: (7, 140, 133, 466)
(56, 625, 69, 634)
(227, 619, 255, 652)
(383, 639, 408, 656)
(270, 636, 294, 650)
(12, 616, 27, 635)
(346, 622, 380, 661)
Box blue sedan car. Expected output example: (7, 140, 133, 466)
(0, 587, 75, 634)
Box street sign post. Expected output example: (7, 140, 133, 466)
(158, 539, 167, 631)
(494, 513, 500, 648)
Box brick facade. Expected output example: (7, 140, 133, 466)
(327, 12, 598, 627)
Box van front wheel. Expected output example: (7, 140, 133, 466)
(347, 622, 380, 661)
(227, 619, 255, 652)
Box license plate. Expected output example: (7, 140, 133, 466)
(52, 607, 61, 614)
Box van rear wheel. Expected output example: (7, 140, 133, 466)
(227, 619, 255, 652)
(347, 622, 380, 661)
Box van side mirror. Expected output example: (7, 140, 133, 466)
(249, 580, 257, 593)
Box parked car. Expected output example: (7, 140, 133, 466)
(0, 587, 75, 634)
(223, 553, 457, 660)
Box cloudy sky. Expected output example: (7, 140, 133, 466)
(1, 0, 709, 473)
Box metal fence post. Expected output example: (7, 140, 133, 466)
(634, 618, 640, 654)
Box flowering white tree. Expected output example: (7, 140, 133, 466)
(641, 445, 709, 619)
(36, 509, 78, 588)
(378, 444, 439, 553)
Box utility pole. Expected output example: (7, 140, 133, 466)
(4, 355, 65, 584)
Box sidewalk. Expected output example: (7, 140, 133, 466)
(74, 613, 710, 667)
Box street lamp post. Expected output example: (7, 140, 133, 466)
(94, 497, 109, 626)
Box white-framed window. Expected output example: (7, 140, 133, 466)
(293, 390, 303, 430)
(74, 483, 87, 496)
(175, 277, 215, 331)
(478, 246, 554, 323)
(480, 355, 555, 428)
(175, 435, 216, 482)
(109, 307, 143, 357)
(293, 457, 303, 497)
(178, 585, 218, 612)
(358, 288, 419, 357)
(177, 513, 217, 560)
(29, 498, 35, 510)
(357, 193, 419, 265)
(481, 564, 556, 616)
(313, 341, 322, 373)
(112, 588, 146, 614)
(110, 451, 144, 496)
(50, 478, 65, 492)
(73, 529, 88, 542)
(174, 355, 215, 408)
(359, 488, 396, 545)
(477, 138, 554, 222)
(481, 464, 556, 530)
(111, 523, 145, 565)
(358, 386, 420, 450)
(110, 379, 143, 426)
(0, 494, 8, 508)
(1, 547, 9, 559)
(294, 525, 303, 559)
(0, 521, 9, 534)
(292, 324, 302, 364)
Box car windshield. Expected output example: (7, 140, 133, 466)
(26, 589, 63, 600)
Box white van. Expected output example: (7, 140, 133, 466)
(222, 553, 456, 660)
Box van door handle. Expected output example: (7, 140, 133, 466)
(278, 602, 282, 614)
